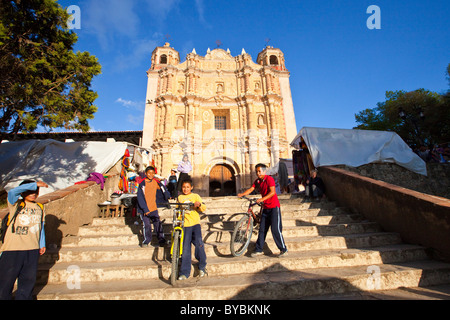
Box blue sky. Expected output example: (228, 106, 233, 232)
(57, 0, 450, 134)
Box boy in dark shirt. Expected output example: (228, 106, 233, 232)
(238, 163, 288, 257)
(137, 166, 170, 247)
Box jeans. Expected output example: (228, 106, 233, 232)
(179, 224, 207, 278)
(255, 207, 287, 253)
(140, 210, 165, 245)
(0, 250, 40, 300)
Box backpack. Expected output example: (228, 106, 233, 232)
(0, 201, 44, 244)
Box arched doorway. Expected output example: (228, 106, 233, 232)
(209, 164, 236, 197)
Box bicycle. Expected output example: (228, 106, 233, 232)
(230, 196, 263, 257)
(162, 202, 195, 285)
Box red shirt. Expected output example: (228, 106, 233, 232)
(252, 175, 280, 209)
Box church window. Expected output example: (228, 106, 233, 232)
(269, 55, 278, 65)
(215, 116, 227, 130)
(160, 54, 168, 64)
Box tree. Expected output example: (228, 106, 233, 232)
(354, 89, 450, 149)
(0, 0, 101, 134)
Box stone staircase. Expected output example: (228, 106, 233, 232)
(34, 195, 450, 300)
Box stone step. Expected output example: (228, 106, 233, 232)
(42, 231, 402, 267)
(156, 201, 339, 218)
(36, 244, 429, 286)
(61, 217, 395, 250)
(85, 209, 358, 234)
(35, 259, 450, 300)
(203, 221, 383, 245)
(205, 232, 403, 257)
(78, 217, 378, 241)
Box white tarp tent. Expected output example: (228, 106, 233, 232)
(0, 139, 128, 196)
(290, 127, 427, 176)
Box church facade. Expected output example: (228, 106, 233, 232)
(142, 43, 297, 196)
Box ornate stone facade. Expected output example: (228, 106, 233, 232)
(142, 43, 297, 196)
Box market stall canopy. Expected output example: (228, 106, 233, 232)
(290, 127, 427, 176)
(0, 139, 128, 196)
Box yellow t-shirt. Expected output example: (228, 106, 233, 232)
(177, 193, 206, 227)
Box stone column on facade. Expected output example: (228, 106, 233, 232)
(268, 99, 280, 166)
(187, 71, 194, 94)
(158, 103, 165, 137)
(246, 99, 258, 182)
(154, 103, 160, 140)
(244, 72, 250, 94)
(268, 99, 278, 136)
(194, 75, 199, 95)
(163, 102, 172, 140)
(162, 72, 169, 94)
(238, 72, 244, 95)
(264, 74, 268, 94)
(166, 73, 173, 94)
(187, 102, 195, 137)
(244, 150, 251, 188)
(193, 103, 203, 192)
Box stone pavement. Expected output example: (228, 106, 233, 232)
(303, 284, 450, 300)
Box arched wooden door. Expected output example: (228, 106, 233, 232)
(209, 164, 236, 197)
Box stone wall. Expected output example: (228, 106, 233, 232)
(319, 166, 450, 262)
(336, 163, 450, 200)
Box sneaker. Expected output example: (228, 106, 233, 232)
(251, 251, 263, 258)
(278, 250, 288, 258)
(178, 275, 187, 281)
(199, 269, 208, 278)
(140, 243, 149, 248)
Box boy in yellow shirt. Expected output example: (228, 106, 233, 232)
(177, 178, 207, 280)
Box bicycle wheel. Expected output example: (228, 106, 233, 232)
(230, 215, 254, 257)
(171, 229, 181, 285)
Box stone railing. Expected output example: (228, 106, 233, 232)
(335, 163, 450, 199)
(319, 166, 450, 262)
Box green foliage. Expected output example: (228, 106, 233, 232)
(0, 0, 101, 133)
(355, 88, 450, 148)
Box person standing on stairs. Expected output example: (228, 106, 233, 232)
(0, 180, 48, 300)
(137, 166, 171, 247)
(176, 178, 207, 280)
(176, 154, 192, 196)
(238, 163, 288, 258)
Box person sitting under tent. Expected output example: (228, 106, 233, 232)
(304, 169, 326, 201)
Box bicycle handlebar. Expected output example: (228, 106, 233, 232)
(239, 196, 262, 206)
(158, 202, 196, 209)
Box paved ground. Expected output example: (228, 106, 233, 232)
(303, 284, 450, 300)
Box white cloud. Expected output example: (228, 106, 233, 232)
(81, 0, 140, 49)
(115, 98, 145, 111)
(142, 0, 182, 22)
(114, 38, 158, 71)
(127, 114, 145, 125)
(194, 0, 209, 27)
